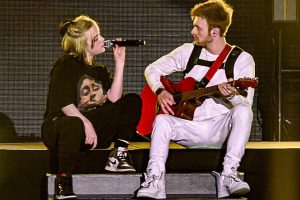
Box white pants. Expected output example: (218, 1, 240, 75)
(147, 104, 253, 175)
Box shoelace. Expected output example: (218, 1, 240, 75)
(117, 151, 130, 163)
(141, 172, 161, 188)
(58, 184, 64, 195)
(226, 173, 242, 185)
(57, 177, 73, 195)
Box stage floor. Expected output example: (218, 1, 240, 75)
(0, 141, 300, 150)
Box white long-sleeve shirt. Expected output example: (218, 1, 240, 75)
(145, 43, 255, 121)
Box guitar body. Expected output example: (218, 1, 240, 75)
(136, 84, 157, 136)
(137, 77, 196, 136)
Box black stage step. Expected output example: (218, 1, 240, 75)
(0, 142, 300, 200)
(47, 173, 245, 199)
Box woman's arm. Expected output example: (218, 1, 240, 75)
(107, 40, 126, 102)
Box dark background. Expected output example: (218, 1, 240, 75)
(0, 0, 299, 141)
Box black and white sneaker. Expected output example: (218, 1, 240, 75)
(55, 175, 77, 199)
(105, 147, 136, 172)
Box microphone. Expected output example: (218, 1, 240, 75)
(104, 40, 146, 48)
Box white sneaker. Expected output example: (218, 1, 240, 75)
(212, 171, 250, 198)
(137, 168, 166, 199)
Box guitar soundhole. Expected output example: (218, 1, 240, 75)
(178, 99, 199, 120)
(173, 93, 182, 106)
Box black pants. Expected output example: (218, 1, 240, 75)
(41, 93, 142, 174)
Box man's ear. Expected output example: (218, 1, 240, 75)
(211, 27, 220, 37)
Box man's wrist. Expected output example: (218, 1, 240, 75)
(155, 87, 165, 96)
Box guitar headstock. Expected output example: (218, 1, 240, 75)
(234, 77, 258, 88)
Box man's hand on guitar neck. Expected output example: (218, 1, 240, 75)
(157, 90, 176, 115)
(218, 78, 238, 98)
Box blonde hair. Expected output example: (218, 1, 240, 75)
(59, 15, 99, 60)
(190, 0, 233, 36)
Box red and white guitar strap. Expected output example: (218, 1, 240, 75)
(197, 44, 232, 88)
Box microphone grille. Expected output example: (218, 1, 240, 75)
(104, 40, 113, 48)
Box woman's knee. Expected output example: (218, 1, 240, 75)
(121, 93, 142, 118)
(58, 116, 85, 138)
(123, 93, 142, 108)
(42, 116, 85, 150)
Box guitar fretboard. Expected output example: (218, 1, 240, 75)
(181, 85, 220, 101)
(172, 78, 257, 102)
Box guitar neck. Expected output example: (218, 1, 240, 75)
(181, 85, 219, 101)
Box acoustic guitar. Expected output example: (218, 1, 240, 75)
(136, 76, 258, 136)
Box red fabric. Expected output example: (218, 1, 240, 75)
(204, 44, 232, 80)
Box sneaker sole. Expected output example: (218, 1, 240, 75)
(104, 166, 136, 172)
(230, 187, 250, 196)
(217, 191, 230, 198)
(137, 191, 166, 199)
(55, 194, 77, 199)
